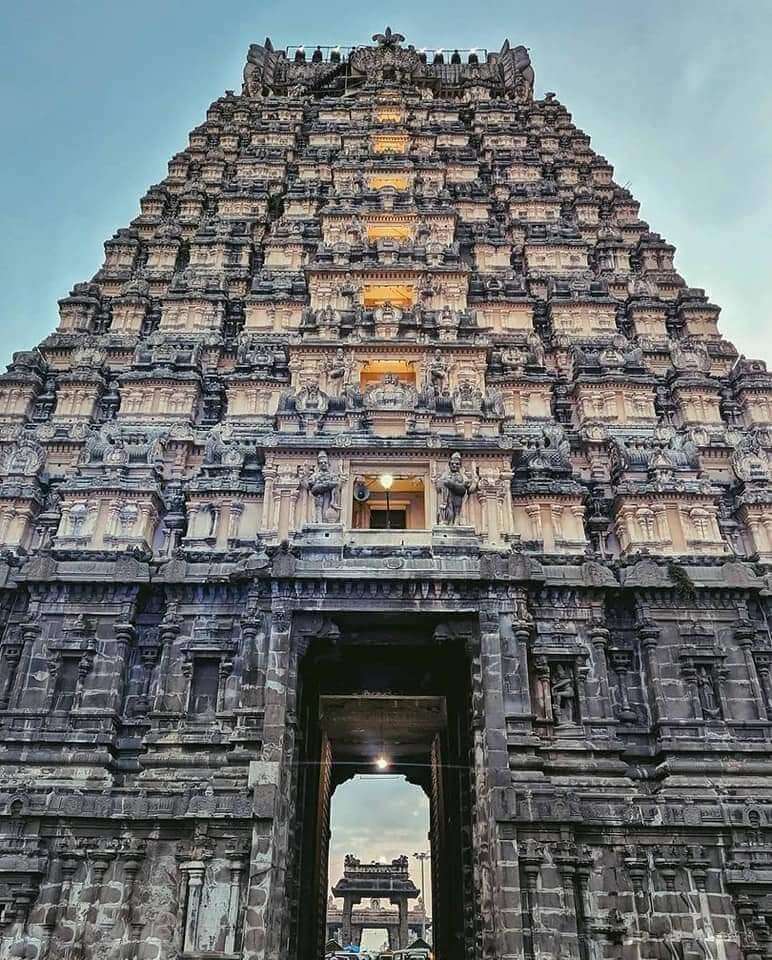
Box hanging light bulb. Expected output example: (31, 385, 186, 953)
(375, 755, 390, 771)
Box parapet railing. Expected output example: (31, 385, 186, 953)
(281, 44, 491, 64)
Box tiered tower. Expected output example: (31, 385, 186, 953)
(0, 25, 770, 960)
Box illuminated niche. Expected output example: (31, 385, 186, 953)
(352, 473, 427, 530)
(362, 284, 416, 309)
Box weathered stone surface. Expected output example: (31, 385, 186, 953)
(0, 24, 769, 960)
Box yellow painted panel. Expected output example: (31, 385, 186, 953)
(366, 224, 413, 241)
(360, 359, 416, 386)
(375, 109, 403, 122)
(362, 284, 415, 308)
(372, 134, 409, 154)
(368, 174, 410, 190)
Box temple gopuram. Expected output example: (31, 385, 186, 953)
(0, 23, 769, 960)
(326, 855, 426, 949)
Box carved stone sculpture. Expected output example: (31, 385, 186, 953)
(303, 451, 341, 523)
(437, 452, 478, 525)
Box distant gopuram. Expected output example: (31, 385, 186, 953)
(326, 855, 424, 949)
(0, 22, 769, 960)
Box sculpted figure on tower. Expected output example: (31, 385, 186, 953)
(303, 450, 341, 523)
(437, 452, 478, 525)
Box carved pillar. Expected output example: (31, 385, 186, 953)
(110, 621, 135, 715)
(624, 849, 651, 940)
(690, 854, 714, 943)
(224, 854, 244, 954)
(639, 620, 667, 727)
(474, 603, 510, 957)
(86, 848, 114, 920)
(240, 613, 266, 709)
(736, 620, 767, 720)
(0, 640, 22, 711)
(243, 603, 296, 959)
(228, 501, 244, 541)
(180, 861, 207, 953)
(519, 845, 543, 960)
(72, 639, 96, 711)
(6, 621, 39, 710)
(45, 852, 81, 960)
(120, 847, 145, 960)
(398, 898, 409, 948)
(756, 655, 772, 722)
(217, 657, 233, 712)
(587, 622, 613, 720)
(260, 462, 276, 533)
(555, 852, 580, 960)
(532, 655, 553, 724)
(609, 650, 637, 723)
(680, 657, 703, 720)
(505, 612, 534, 715)
(152, 608, 181, 713)
(341, 894, 353, 946)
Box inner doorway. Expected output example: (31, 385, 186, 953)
(290, 617, 477, 960)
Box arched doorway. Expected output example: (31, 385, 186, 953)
(326, 775, 431, 950)
(288, 614, 478, 959)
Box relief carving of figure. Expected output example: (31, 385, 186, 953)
(324, 348, 351, 397)
(364, 373, 416, 408)
(374, 301, 403, 326)
(427, 348, 449, 390)
(318, 303, 340, 331)
(303, 451, 341, 524)
(437, 452, 478, 525)
(243, 39, 277, 97)
(295, 382, 329, 414)
(4, 439, 45, 477)
(453, 379, 484, 412)
(550, 663, 577, 725)
(527, 331, 546, 368)
(695, 664, 722, 719)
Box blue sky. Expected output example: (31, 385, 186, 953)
(0, 2, 771, 368)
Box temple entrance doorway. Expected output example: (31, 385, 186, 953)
(290, 615, 477, 960)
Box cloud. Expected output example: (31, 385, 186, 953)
(328, 776, 432, 913)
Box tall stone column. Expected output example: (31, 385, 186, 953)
(3, 620, 39, 710)
(243, 603, 296, 959)
(639, 619, 667, 728)
(587, 621, 613, 721)
(735, 618, 767, 720)
(180, 861, 207, 953)
(341, 895, 353, 946)
(473, 602, 516, 958)
(398, 898, 409, 947)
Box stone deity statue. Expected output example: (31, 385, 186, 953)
(303, 451, 341, 524)
(325, 348, 350, 397)
(427, 348, 449, 390)
(550, 663, 576, 725)
(437, 452, 478, 525)
(696, 664, 722, 719)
